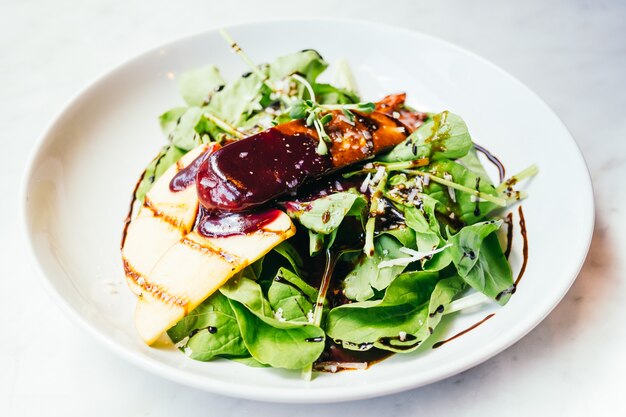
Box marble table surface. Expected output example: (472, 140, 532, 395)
(1, 0, 624, 415)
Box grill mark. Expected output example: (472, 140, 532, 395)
(122, 258, 188, 308)
(121, 169, 145, 249)
(143, 196, 185, 230)
(180, 236, 243, 265)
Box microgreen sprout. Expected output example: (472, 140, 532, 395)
(218, 29, 276, 91)
(202, 111, 245, 139)
(289, 74, 376, 156)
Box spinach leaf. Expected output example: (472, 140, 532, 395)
(272, 241, 304, 275)
(448, 220, 514, 304)
(423, 160, 500, 225)
(268, 268, 316, 322)
(328, 272, 465, 352)
(343, 235, 406, 302)
(221, 277, 325, 369)
(327, 271, 439, 351)
(288, 192, 366, 235)
(382, 111, 471, 162)
(380, 226, 416, 249)
(167, 292, 248, 361)
(457, 145, 495, 186)
(178, 65, 225, 107)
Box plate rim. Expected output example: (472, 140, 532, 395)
(19, 17, 595, 403)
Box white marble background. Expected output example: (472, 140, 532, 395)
(1, 0, 624, 415)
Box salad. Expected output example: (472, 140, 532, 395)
(121, 31, 537, 377)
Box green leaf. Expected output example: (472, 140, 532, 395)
(382, 111, 472, 163)
(268, 50, 328, 84)
(343, 235, 406, 301)
(423, 159, 500, 224)
(166, 292, 248, 361)
(158, 107, 187, 137)
(220, 276, 324, 369)
(314, 83, 360, 105)
(287, 192, 365, 235)
(134, 145, 186, 202)
(288, 99, 308, 120)
(178, 65, 225, 106)
(457, 145, 495, 186)
(272, 241, 304, 275)
(327, 271, 438, 351)
(206, 72, 267, 125)
(268, 268, 316, 322)
(448, 220, 514, 304)
(328, 272, 465, 353)
(168, 107, 204, 150)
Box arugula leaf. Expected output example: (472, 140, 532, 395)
(287, 192, 366, 235)
(134, 145, 186, 202)
(268, 50, 328, 83)
(382, 111, 471, 163)
(178, 65, 225, 107)
(220, 277, 325, 369)
(343, 235, 406, 302)
(167, 107, 204, 150)
(158, 107, 187, 136)
(206, 73, 268, 126)
(314, 83, 360, 105)
(448, 220, 514, 304)
(167, 292, 248, 361)
(423, 160, 500, 224)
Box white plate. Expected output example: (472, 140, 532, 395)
(21, 19, 594, 403)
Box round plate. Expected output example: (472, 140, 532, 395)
(21, 19, 594, 403)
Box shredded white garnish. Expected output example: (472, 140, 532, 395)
(443, 172, 456, 202)
(274, 307, 286, 322)
(406, 188, 418, 205)
(399, 331, 407, 342)
(446, 292, 493, 314)
(423, 175, 430, 186)
(175, 336, 189, 349)
(378, 243, 452, 268)
(315, 362, 367, 373)
(372, 165, 386, 185)
(307, 310, 314, 323)
(360, 172, 372, 193)
(183, 346, 193, 357)
(470, 195, 488, 203)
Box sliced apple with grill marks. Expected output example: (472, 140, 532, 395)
(134, 212, 295, 345)
(122, 143, 217, 295)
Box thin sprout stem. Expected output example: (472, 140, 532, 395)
(203, 112, 245, 139)
(402, 170, 507, 206)
(496, 164, 539, 193)
(291, 74, 316, 102)
(218, 29, 276, 90)
(363, 172, 387, 257)
(445, 292, 493, 315)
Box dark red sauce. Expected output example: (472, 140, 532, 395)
(473, 143, 506, 183)
(197, 128, 332, 212)
(514, 206, 528, 287)
(169, 144, 218, 191)
(432, 313, 496, 349)
(195, 207, 282, 238)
